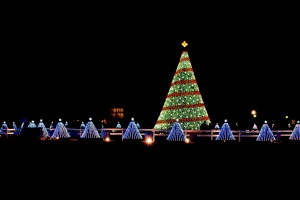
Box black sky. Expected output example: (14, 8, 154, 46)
(2, 3, 298, 128)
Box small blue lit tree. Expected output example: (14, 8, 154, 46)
(38, 119, 50, 138)
(12, 122, 18, 130)
(48, 121, 54, 137)
(1, 121, 8, 132)
(214, 123, 220, 130)
(122, 118, 143, 140)
(116, 122, 121, 128)
(166, 119, 187, 142)
(215, 119, 236, 141)
(79, 121, 85, 137)
(80, 122, 85, 129)
(51, 118, 70, 139)
(49, 121, 54, 129)
(136, 122, 140, 129)
(28, 120, 37, 128)
(256, 121, 276, 142)
(20, 122, 25, 130)
(289, 121, 300, 140)
(100, 123, 105, 138)
(12, 122, 19, 133)
(80, 118, 101, 138)
(252, 123, 258, 131)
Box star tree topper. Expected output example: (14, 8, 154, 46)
(182, 40, 188, 47)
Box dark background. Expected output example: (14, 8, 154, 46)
(1, 2, 298, 129)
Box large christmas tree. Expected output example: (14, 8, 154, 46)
(154, 41, 210, 130)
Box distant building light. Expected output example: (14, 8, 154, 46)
(251, 110, 256, 115)
(111, 107, 125, 119)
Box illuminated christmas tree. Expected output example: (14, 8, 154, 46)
(20, 122, 25, 130)
(28, 120, 37, 128)
(1, 121, 8, 131)
(214, 123, 220, 130)
(215, 119, 236, 141)
(122, 118, 143, 140)
(289, 121, 300, 140)
(12, 122, 18, 130)
(256, 121, 276, 142)
(154, 41, 210, 130)
(49, 121, 54, 129)
(51, 118, 70, 139)
(116, 122, 121, 128)
(38, 119, 50, 138)
(252, 123, 258, 131)
(81, 117, 101, 138)
(80, 121, 86, 129)
(166, 119, 187, 142)
(136, 122, 140, 129)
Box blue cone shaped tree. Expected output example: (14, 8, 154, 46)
(51, 118, 70, 139)
(12, 122, 18, 133)
(38, 119, 49, 138)
(289, 121, 300, 140)
(122, 118, 143, 140)
(116, 122, 121, 128)
(13, 122, 18, 130)
(256, 121, 276, 141)
(215, 119, 236, 141)
(20, 122, 25, 130)
(166, 119, 187, 142)
(1, 121, 8, 131)
(80, 122, 85, 129)
(81, 118, 101, 138)
(49, 121, 54, 129)
(28, 120, 37, 128)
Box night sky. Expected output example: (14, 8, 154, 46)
(2, 3, 298, 129)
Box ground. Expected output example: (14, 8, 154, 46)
(1, 137, 297, 196)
